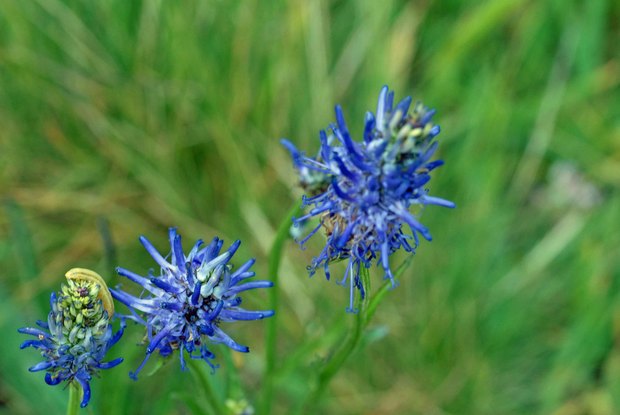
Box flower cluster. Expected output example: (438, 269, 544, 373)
(110, 228, 274, 379)
(18, 82, 454, 411)
(18, 269, 125, 408)
(283, 86, 455, 311)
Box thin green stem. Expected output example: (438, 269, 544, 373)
(364, 256, 413, 326)
(66, 382, 81, 415)
(297, 268, 368, 414)
(299, 258, 413, 413)
(188, 358, 226, 415)
(221, 347, 243, 401)
(261, 203, 301, 415)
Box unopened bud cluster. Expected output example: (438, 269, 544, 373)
(19, 269, 124, 408)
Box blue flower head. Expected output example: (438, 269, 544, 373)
(282, 86, 455, 312)
(18, 268, 125, 408)
(110, 228, 274, 379)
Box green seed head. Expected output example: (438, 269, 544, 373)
(55, 269, 114, 346)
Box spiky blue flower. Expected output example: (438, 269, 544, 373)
(282, 85, 455, 312)
(110, 228, 274, 379)
(19, 270, 125, 408)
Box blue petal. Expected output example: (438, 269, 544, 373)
(229, 258, 256, 284)
(76, 378, 91, 408)
(116, 267, 152, 289)
(150, 277, 183, 294)
(423, 196, 456, 208)
(212, 327, 249, 353)
(97, 357, 123, 369)
(170, 229, 187, 274)
(147, 328, 171, 353)
(221, 309, 275, 321)
(280, 138, 301, 158)
(420, 108, 436, 125)
(140, 236, 170, 270)
(394, 96, 412, 118)
(45, 373, 63, 385)
(226, 281, 274, 295)
(375, 85, 389, 132)
(20, 339, 43, 349)
(29, 361, 53, 372)
(17, 327, 49, 338)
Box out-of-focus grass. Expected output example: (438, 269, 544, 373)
(1, 0, 619, 414)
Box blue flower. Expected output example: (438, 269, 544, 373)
(19, 269, 125, 408)
(110, 228, 274, 379)
(282, 86, 455, 312)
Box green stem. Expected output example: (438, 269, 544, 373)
(297, 268, 368, 414)
(66, 382, 81, 415)
(299, 258, 413, 413)
(221, 347, 243, 401)
(364, 256, 413, 326)
(188, 358, 226, 415)
(261, 203, 301, 415)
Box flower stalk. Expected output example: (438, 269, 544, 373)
(67, 382, 81, 415)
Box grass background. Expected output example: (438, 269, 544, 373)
(1, 0, 619, 414)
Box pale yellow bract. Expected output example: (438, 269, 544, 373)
(65, 268, 115, 317)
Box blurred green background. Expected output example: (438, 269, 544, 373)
(1, 0, 619, 414)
